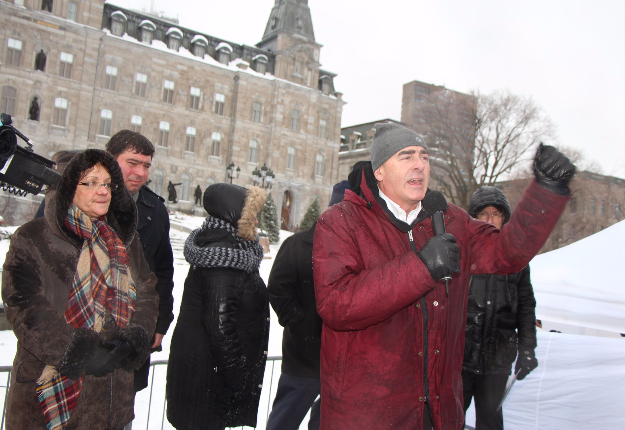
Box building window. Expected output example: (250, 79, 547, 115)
(318, 118, 328, 139)
(590, 198, 596, 215)
(218, 48, 231, 64)
(601, 201, 606, 216)
(569, 197, 577, 214)
(211, 132, 221, 157)
(248, 139, 258, 163)
(189, 86, 201, 110)
(185, 127, 196, 152)
(287, 146, 295, 170)
(110, 11, 127, 36)
(104, 65, 117, 91)
(167, 28, 183, 51)
(134, 73, 147, 97)
(214, 93, 225, 115)
(41, 0, 52, 12)
(322, 81, 331, 95)
(253, 54, 268, 74)
(290, 109, 300, 131)
(616, 203, 622, 221)
(252, 102, 262, 123)
(6, 38, 22, 67)
(191, 35, 208, 58)
(569, 225, 576, 241)
(53, 97, 68, 127)
(158, 121, 170, 147)
(315, 154, 325, 176)
(130, 115, 142, 133)
(15, 0, 24, 5)
(1, 87, 17, 117)
(163, 79, 175, 103)
(295, 60, 303, 75)
(153, 168, 164, 196)
(99, 109, 112, 136)
(139, 20, 155, 44)
(67, 1, 77, 21)
(59, 52, 73, 79)
(180, 173, 190, 201)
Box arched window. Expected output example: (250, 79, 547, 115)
(185, 127, 196, 152)
(180, 173, 191, 201)
(216, 42, 232, 65)
(1, 86, 17, 117)
(53, 98, 68, 127)
(159, 121, 170, 147)
(166, 28, 183, 51)
(253, 54, 268, 74)
(139, 20, 156, 44)
(152, 168, 164, 197)
(130, 115, 142, 133)
(99, 109, 112, 136)
(110, 11, 127, 37)
(191, 35, 208, 58)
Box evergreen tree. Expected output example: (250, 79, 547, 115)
(259, 192, 280, 243)
(299, 197, 321, 231)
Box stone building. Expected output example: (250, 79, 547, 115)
(0, 0, 344, 229)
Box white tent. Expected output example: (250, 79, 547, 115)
(531, 220, 625, 335)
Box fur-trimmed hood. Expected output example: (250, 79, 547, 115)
(202, 183, 266, 241)
(467, 186, 512, 226)
(45, 149, 137, 247)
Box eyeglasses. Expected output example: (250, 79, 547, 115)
(78, 181, 119, 191)
(477, 211, 503, 219)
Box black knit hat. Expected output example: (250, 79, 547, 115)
(468, 186, 512, 226)
(329, 180, 349, 206)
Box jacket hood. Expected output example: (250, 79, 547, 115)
(345, 161, 448, 232)
(47, 149, 137, 246)
(468, 186, 512, 226)
(203, 183, 266, 241)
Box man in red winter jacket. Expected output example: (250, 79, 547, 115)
(312, 122, 575, 430)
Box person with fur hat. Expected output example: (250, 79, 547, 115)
(1, 149, 159, 430)
(165, 183, 269, 430)
(463, 186, 537, 430)
(312, 120, 575, 430)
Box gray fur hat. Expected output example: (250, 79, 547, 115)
(371, 122, 427, 171)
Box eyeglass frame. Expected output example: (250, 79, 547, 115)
(476, 211, 504, 219)
(78, 181, 119, 192)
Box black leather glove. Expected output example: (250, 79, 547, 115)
(515, 346, 538, 380)
(85, 345, 116, 377)
(101, 339, 136, 370)
(533, 143, 576, 195)
(418, 233, 460, 280)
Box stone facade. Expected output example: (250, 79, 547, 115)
(0, 0, 344, 229)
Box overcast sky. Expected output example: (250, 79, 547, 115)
(109, 0, 625, 176)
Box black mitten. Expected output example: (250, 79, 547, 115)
(533, 143, 576, 195)
(85, 346, 116, 377)
(101, 339, 136, 370)
(515, 346, 538, 380)
(418, 233, 460, 280)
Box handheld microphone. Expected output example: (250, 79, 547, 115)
(432, 211, 451, 294)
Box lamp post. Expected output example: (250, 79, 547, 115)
(226, 162, 240, 184)
(252, 164, 274, 189)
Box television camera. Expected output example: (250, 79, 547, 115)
(0, 113, 61, 196)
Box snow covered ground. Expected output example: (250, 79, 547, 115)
(1, 214, 625, 429)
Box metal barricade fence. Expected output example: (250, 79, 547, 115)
(0, 357, 299, 430)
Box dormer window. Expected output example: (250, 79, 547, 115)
(110, 11, 127, 37)
(191, 35, 208, 58)
(320, 75, 332, 95)
(216, 42, 232, 65)
(253, 54, 268, 74)
(139, 20, 156, 45)
(166, 28, 183, 52)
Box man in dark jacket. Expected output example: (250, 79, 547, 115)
(266, 181, 349, 430)
(463, 186, 538, 430)
(105, 130, 175, 393)
(312, 121, 575, 430)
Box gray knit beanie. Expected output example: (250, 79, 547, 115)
(371, 122, 427, 171)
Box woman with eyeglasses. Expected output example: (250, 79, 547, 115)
(1, 149, 159, 430)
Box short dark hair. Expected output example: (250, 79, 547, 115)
(106, 130, 155, 158)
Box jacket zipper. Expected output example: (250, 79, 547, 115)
(407, 230, 431, 406)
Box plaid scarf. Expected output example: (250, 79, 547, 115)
(36, 204, 137, 430)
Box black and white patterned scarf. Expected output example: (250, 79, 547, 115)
(184, 215, 264, 273)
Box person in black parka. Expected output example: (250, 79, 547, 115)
(166, 183, 269, 430)
(463, 186, 539, 430)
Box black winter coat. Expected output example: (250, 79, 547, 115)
(268, 224, 322, 379)
(166, 236, 269, 430)
(463, 266, 537, 375)
(134, 185, 175, 391)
